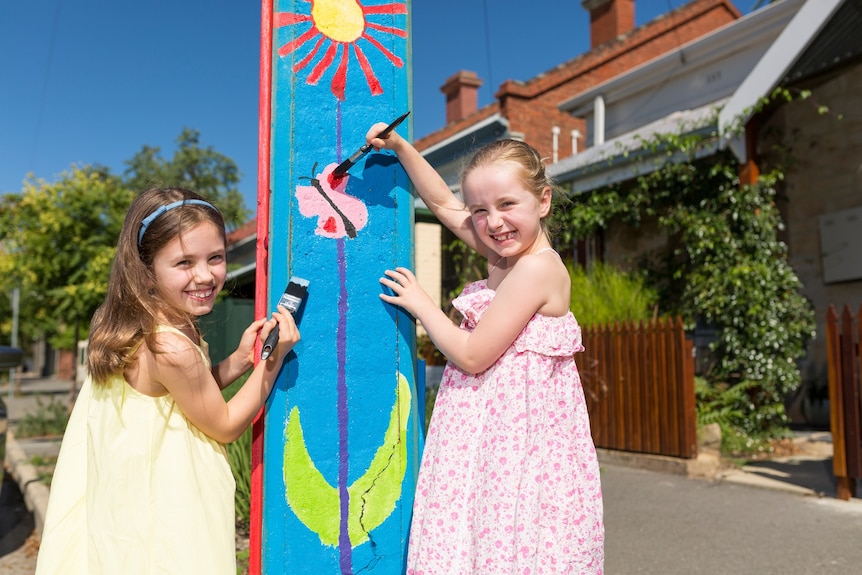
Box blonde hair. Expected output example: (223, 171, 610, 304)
(87, 187, 226, 383)
(461, 139, 555, 234)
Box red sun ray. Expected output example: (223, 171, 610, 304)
(363, 3, 408, 15)
(274, 1, 407, 98)
(361, 33, 404, 68)
(294, 36, 326, 73)
(307, 41, 339, 85)
(365, 22, 407, 38)
(352, 44, 383, 96)
(274, 12, 312, 27)
(279, 26, 320, 57)
(331, 44, 349, 101)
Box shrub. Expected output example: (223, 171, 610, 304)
(222, 374, 253, 525)
(567, 262, 659, 327)
(15, 396, 69, 438)
(227, 426, 252, 525)
(417, 333, 446, 366)
(551, 100, 817, 441)
(695, 377, 791, 456)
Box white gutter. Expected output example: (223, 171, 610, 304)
(419, 113, 508, 156)
(552, 126, 560, 162)
(572, 129, 582, 154)
(594, 95, 606, 146)
(226, 261, 256, 282)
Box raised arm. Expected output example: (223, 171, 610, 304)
(366, 124, 488, 258)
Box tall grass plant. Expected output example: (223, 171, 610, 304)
(222, 373, 253, 525)
(568, 262, 658, 327)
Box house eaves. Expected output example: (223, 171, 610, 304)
(410, 113, 509, 212)
(226, 261, 255, 283)
(421, 113, 509, 163)
(548, 99, 725, 193)
(782, 0, 862, 84)
(414, 102, 500, 152)
(558, 0, 802, 145)
(497, 0, 741, 103)
(420, 113, 510, 190)
(718, 0, 850, 162)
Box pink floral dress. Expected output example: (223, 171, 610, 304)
(407, 280, 604, 574)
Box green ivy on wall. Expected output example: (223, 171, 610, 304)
(550, 91, 817, 439)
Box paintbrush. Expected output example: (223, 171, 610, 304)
(261, 276, 309, 360)
(331, 111, 410, 178)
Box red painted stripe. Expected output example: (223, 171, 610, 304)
(363, 2, 408, 15)
(250, 0, 273, 573)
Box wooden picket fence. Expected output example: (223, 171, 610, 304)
(580, 317, 697, 459)
(825, 305, 862, 500)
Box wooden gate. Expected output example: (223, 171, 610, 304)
(825, 305, 862, 500)
(581, 317, 697, 459)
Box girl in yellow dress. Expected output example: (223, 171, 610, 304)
(36, 187, 300, 574)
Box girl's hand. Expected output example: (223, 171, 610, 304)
(365, 122, 405, 152)
(261, 305, 300, 362)
(236, 318, 268, 366)
(379, 267, 436, 319)
(213, 318, 267, 385)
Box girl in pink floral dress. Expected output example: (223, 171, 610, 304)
(367, 126, 604, 574)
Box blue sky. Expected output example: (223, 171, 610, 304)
(1, 1, 754, 210)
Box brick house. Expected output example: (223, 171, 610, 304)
(720, 0, 862, 416)
(415, 0, 741, 298)
(223, 0, 743, 330)
(548, 0, 805, 269)
(547, 0, 862, 422)
(219, 0, 859, 424)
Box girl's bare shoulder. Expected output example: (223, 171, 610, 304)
(512, 249, 566, 279)
(147, 328, 204, 368)
(508, 251, 571, 315)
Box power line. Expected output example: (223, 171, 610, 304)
(29, 0, 63, 169)
(482, 0, 495, 102)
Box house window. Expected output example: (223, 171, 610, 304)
(576, 233, 604, 269)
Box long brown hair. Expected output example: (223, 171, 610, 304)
(87, 187, 226, 383)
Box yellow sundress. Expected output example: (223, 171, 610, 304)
(36, 326, 236, 574)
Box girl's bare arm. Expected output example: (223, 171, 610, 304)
(366, 124, 488, 258)
(156, 307, 299, 443)
(380, 255, 558, 374)
(211, 317, 268, 389)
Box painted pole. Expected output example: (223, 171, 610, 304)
(251, 2, 420, 574)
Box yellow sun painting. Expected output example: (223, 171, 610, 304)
(275, 0, 407, 100)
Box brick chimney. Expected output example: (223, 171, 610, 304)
(441, 70, 483, 125)
(582, 0, 635, 49)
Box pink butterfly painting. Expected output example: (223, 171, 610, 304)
(296, 163, 368, 239)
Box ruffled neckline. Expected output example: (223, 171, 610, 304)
(452, 280, 584, 356)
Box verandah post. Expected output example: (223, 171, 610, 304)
(251, 1, 421, 572)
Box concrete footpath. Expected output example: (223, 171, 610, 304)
(3, 375, 860, 542)
(598, 427, 849, 499)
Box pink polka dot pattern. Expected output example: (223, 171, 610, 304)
(407, 281, 604, 574)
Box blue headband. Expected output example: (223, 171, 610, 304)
(138, 199, 217, 246)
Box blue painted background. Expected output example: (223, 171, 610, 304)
(261, 1, 421, 573)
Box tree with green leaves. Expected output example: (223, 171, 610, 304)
(0, 129, 250, 356)
(0, 167, 134, 350)
(123, 128, 249, 228)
